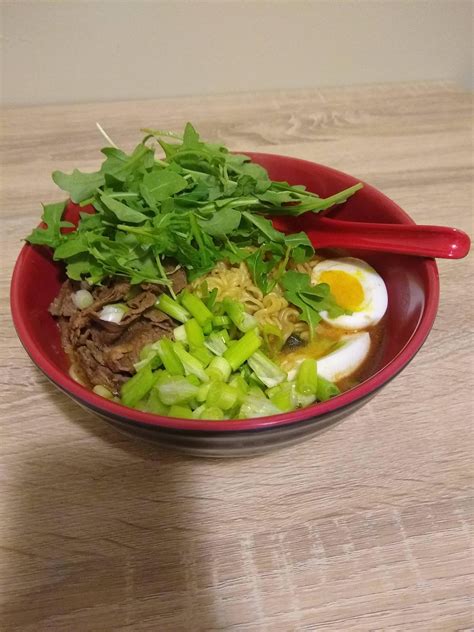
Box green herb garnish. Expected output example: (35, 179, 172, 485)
(280, 271, 347, 339)
(26, 123, 361, 332)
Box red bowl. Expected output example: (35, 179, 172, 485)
(10, 153, 439, 457)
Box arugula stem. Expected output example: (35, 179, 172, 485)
(154, 255, 173, 293)
(189, 214, 206, 251)
(199, 197, 262, 214)
(116, 224, 154, 237)
(106, 192, 140, 199)
(273, 245, 292, 284)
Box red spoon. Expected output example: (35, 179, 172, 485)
(275, 216, 471, 259)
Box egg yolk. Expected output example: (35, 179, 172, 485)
(319, 270, 364, 311)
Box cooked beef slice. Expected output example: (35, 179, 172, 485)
(51, 272, 185, 393)
(49, 280, 78, 318)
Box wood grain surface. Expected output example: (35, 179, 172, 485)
(1, 82, 473, 631)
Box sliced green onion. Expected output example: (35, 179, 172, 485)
(247, 350, 287, 388)
(190, 345, 213, 367)
(156, 375, 199, 405)
(204, 332, 228, 356)
(223, 329, 262, 370)
(180, 291, 213, 328)
(248, 371, 265, 388)
(192, 404, 206, 418)
(229, 375, 249, 402)
(173, 342, 209, 382)
(202, 321, 213, 335)
(247, 385, 266, 399)
(197, 383, 211, 402)
(73, 289, 94, 310)
(186, 374, 201, 387)
(92, 384, 113, 399)
(206, 382, 239, 410)
(316, 375, 340, 401)
(135, 398, 149, 412)
(173, 324, 187, 343)
(267, 382, 297, 412)
(200, 406, 225, 420)
(222, 298, 258, 333)
(213, 315, 231, 328)
(239, 364, 253, 383)
(188, 398, 198, 410)
(217, 329, 230, 344)
(296, 359, 318, 396)
(157, 294, 190, 323)
(99, 302, 129, 324)
(168, 404, 194, 419)
(146, 389, 170, 415)
(238, 394, 281, 419)
(133, 342, 163, 372)
(155, 338, 184, 376)
(206, 356, 232, 382)
(121, 365, 157, 408)
(292, 383, 317, 408)
(185, 319, 205, 347)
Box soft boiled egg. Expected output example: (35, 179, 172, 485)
(284, 332, 371, 383)
(311, 257, 388, 330)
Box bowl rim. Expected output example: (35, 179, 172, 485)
(10, 153, 440, 433)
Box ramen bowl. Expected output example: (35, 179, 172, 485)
(11, 153, 439, 457)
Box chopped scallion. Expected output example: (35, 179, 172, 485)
(156, 375, 199, 405)
(316, 375, 340, 401)
(180, 291, 213, 328)
(156, 294, 190, 323)
(121, 364, 157, 408)
(247, 349, 287, 388)
(223, 329, 262, 370)
(173, 342, 209, 382)
(296, 359, 318, 396)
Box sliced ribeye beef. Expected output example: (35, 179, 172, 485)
(50, 270, 185, 394)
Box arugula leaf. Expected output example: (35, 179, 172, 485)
(66, 252, 104, 283)
(233, 161, 271, 193)
(265, 183, 363, 216)
(53, 233, 89, 259)
(52, 170, 104, 204)
(241, 211, 285, 244)
(246, 245, 280, 294)
(280, 270, 346, 338)
(100, 195, 149, 224)
(182, 122, 201, 148)
(25, 201, 70, 248)
(284, 232, 314, 262)
(257, 189, 300, 205)
(141, 170, 188, 203)
(198, 207, 241, 236)
(25, 122, 363, 288)
(101, 144, 153, 182)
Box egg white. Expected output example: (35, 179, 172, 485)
(311, 257, 388, 330)
(286, 332, 371, 383)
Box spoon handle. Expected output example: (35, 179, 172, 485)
(305, 217, 471, 259)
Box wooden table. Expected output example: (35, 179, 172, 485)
(1, 82, 473, 631)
